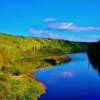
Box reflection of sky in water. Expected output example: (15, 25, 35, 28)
(61, 70, 75, 77)
(34, 53, 100, 99)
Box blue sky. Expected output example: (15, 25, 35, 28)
(0, 0, 100, 42)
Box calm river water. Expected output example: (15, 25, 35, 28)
(34, 53, 100, 100)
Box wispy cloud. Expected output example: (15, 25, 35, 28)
(49, 22, 100, 32)
(49, 33, 59, 38)
(29, 28, 59, 38)
(28, 19, 100, 42)
(43, 17, 56, 22)
(29, 28, 49, 35)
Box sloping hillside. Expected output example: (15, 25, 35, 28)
(0, 33, 90, 100)
(0, 33, 90, 72)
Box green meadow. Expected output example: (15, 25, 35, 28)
(0, 33, 90, 100)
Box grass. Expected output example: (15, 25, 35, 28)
(0, 33, 90, 100)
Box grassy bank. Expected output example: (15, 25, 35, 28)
(0, 33, 90, 100)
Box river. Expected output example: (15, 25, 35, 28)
(34, 53, 100, 100)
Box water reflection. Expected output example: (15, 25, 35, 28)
(90, 61, 100, 75)
(87, 42, 100, 75)
(35, 53, 100, 100)
(59, 69, 78, 77)
(63, 71, 73, 77)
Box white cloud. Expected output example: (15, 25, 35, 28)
(49, 22, 100, 32)
(43, 17, 56, 22)
(29, 28, 49, 35)
(29, 28, 59, 38)
(49, 33, 59, 38)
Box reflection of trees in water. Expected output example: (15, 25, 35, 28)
(87, 41, 100, 75)
(93, 65, 100, 75)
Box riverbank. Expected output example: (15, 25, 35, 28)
(0, 33, 90, 100)
(43, 55, 71, 67)
(7, 55, 70, 100)
(10, 72, 46, 98)
(0, 53, 71, 100)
